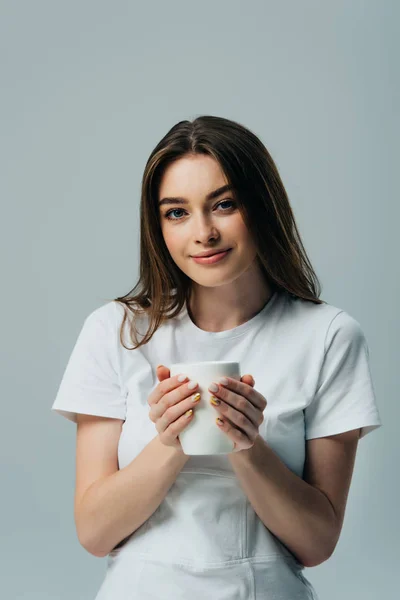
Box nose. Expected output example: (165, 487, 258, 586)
(195, 225, 220, 245)
(192, 214, 220, 244)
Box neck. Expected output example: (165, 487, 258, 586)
(187, 271, 274, 333)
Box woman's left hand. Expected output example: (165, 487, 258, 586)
(208, 374, 267, 452)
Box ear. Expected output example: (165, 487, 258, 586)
(156, 364, 171, 382)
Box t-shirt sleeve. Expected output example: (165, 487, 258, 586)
(304, 311, 382, 441)
(51, 303, 127, 424)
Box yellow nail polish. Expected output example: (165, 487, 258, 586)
(192, 392, 201, 403)
(210, 396, 221, 406)
(185, 409, 193, 418)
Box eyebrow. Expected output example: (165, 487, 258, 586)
(158, 184, 234, 207)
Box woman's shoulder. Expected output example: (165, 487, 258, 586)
(86, 299, 146, 322)
(283, 292, 362, 336)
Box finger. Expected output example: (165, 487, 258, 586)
(156, 394, 196, 434)
(219, 376, 266, 411)
(160, 406, 195, 439)
(149, 378, 199, 422)
(156, 365, 170, 385)
(241, 374, 255, 387)
(148, 371, 188, 406)
(211, 390, 263, 431)
(216, 414, 255, 447)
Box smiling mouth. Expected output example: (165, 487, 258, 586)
(192, 248, 232, 258)
(191, 249, 232, 264)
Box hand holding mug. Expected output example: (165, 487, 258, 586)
(147, 365, 200, 450)
(154, 365, 265, 453)
(208, 373, 266, 452)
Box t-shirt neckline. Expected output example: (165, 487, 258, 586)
(181, 290, 279, 341)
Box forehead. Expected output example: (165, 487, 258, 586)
(158, 155, 228, 197)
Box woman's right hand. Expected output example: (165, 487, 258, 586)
(147, 365, 200, 450)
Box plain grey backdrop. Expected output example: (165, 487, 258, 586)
(1, 1, 397, 598)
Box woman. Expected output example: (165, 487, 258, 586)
(52, 115, 382, 599)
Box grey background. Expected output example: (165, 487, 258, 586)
(1, 1, 397, 598)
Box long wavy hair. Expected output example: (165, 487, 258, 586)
(111, 115, 324, 350)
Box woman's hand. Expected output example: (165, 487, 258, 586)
(208, 374, 267, 452)
(148, 365, 200, 450)
(155, 367, 266, 453)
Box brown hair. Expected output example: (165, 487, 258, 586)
(111, 115, 324, 350)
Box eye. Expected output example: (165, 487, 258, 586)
(165, 208, 186, 220)
(163, 199, 236, 221)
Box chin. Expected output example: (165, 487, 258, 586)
(188, 270, 242, 288)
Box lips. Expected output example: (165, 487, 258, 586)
(192, 248, 231, 258)
(191, 249, 232, 264)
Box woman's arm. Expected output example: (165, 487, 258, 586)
(228, 429, 359, 568)
(76, 433, 189, 557)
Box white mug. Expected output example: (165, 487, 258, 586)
(169, 361, 241, 455)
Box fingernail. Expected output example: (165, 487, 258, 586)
(178, 374, 188, 382)
(216, 417, 224, 426)
(210, 396, 220, 406)
(187, 380, 198, 390)
(209, 382, 218, 393)
(217, 377, 228, 385)
(192, 393, 201, 403)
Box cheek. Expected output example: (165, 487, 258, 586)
(162, 228, 184, 259)
(233, 220, 255, 250)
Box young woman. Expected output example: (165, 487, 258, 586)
(52, 115, 382, 599)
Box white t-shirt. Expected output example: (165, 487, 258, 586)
(52, 290, 382, 600)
